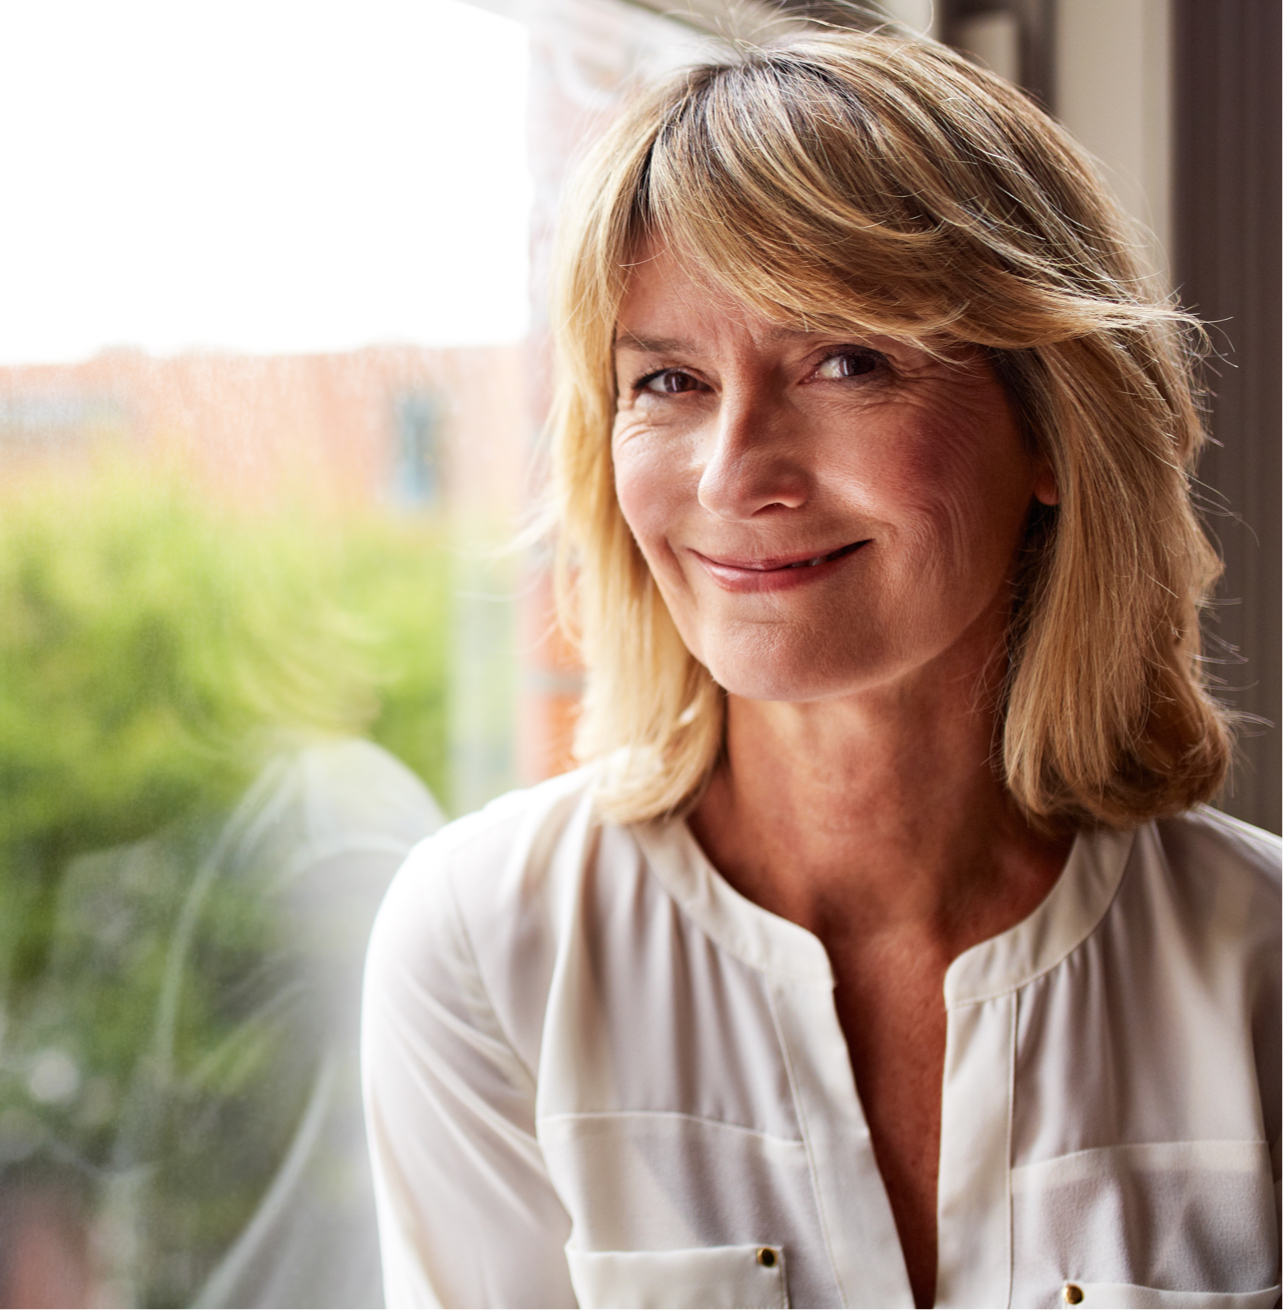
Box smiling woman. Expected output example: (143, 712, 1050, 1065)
(362, 24, 1281, 1310)
(610, 255, 1056, 707)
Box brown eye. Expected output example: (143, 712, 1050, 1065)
(814, 349, 882, 380)
(639, 369, 704, 394)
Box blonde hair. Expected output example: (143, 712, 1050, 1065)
(547, 27, 1230, 828)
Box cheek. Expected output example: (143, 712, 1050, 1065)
(612, 426, 687, 563)
(880, 412, 1035, 571)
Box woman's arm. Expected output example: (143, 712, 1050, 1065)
(361, 841, 575, 1308)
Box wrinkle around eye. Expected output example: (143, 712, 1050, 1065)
(811, 348, 886, 381)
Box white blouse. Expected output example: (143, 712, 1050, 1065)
(361, 767, 1281, 1309)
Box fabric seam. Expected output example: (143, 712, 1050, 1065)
(633, 824, 833, 986)
(947, 838, 1133, 1009)
(441, 861, 539, 1091)
(766, 979, 850, 1309)
(1010, 1138, 1274, 1173)
(535, 1108, 802, 1146)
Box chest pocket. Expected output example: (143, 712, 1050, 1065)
(1010, 1140, 1279, 1304)
(565, 1243, 789, 1309)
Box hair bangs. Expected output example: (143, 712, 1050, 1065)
(635, 57, 969, 344)
(630, 42, 1173, 355)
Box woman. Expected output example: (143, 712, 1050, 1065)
(363, 27, 1280, 1310)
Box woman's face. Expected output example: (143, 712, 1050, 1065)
(611, 248, 1057, 704)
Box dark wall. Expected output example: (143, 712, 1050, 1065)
(1174, 0, 1281, 833)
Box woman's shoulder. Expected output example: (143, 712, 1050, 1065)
(384, 763, 605, 906)
(365, 765, 620, 1070)
(1151, 805, 1281, 898)
(1139, 806, 1280, 969)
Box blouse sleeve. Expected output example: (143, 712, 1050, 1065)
(361, 838, 576, 1309)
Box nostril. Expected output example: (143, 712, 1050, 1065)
(697, 459, 810, 519)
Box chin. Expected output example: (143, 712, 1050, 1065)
(701, 642, 878, 704)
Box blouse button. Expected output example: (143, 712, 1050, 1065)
(1062, 1284, 1084, 1305)
(756, 1247, 778, 1268)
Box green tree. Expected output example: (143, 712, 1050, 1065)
(0, 468, 452, 1304)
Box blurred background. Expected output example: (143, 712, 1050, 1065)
(0, 0, 1276, 1305)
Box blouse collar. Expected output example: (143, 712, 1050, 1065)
(632, 814, 1137, 1000)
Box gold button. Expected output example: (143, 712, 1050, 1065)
(756, 1247, 777, 1268)
(1062, 1284, 1084, 1306)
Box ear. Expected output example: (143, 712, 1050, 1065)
(1033, 460, 1059, 506)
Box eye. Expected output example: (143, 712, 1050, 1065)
(636, 368, 707, 395)
(813, 348, 884, 380)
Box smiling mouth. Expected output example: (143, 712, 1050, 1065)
(775, 540, 867, 570)
(704, 540, 870, 571)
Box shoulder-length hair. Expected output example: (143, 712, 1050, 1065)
(546, 27, 1230, 829)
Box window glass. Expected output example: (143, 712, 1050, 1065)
(0, 3, 538, 1304)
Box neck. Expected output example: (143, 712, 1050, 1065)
(690, 653, 1069, 951)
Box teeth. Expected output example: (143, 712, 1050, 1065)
(760, 540, 867, 570)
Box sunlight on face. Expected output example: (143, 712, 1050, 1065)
(611, 248, 1056, 705)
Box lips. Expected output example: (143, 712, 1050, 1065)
(700, 540, 868, 571)
(770, 540, 866, 570)
(690, 539, 871, 593)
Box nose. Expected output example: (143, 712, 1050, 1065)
(696, 389, 810, 520)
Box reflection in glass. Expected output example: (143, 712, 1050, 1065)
(0, 474, 451, 1305)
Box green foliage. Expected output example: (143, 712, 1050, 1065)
(0, 471, 450, 988)
(332, 515, 451, 808)
(0, 468, 453, 1303)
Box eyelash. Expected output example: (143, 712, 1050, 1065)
(815, 347, 886, 379)
(629, 348, 887, 396)
(632, 368, 701, 395)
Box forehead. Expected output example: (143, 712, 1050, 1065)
(614, 246, 829, 356)
(616, 245, 742, 323)
(610, 262, 975, 377)
(610, 246, 957, 377)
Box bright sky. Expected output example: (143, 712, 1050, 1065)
(0, 0, 531, 363)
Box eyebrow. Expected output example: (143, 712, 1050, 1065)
(612, 331, 692, 355)
(613, 325, 805, 354)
